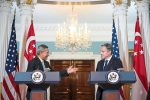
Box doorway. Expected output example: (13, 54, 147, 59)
(50, 60, 95, 100)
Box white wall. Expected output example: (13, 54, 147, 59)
(15, 3, 137, 42)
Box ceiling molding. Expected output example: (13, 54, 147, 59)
(37, 0, 111, 5)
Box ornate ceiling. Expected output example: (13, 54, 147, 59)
(16, 0, 133, 5)
(36, 0, 111, 5)
(9, 0, 149, 5)
(0, 0, 146, 5)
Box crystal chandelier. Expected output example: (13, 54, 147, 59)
(55, 5, 91, 52)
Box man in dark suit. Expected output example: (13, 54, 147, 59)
(96, 43, 123, 100)
(26, 44, 78, 100)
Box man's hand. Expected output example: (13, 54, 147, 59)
(67, 66, 78, 74)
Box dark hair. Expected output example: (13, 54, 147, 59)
(37, 44, 48, 55)
(101, 43, 112, 53)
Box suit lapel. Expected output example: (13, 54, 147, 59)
(107, 57, 114, 70)
(35, 57, 44, 71)
(100, 60, 105, 71)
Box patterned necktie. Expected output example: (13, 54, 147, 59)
(103, 60, 108, 70)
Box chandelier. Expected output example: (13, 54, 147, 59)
(55, 5, 91, 52)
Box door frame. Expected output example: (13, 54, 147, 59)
(47, 52, 101, 100)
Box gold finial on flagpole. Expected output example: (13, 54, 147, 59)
(27, 0, 32, 5)
(115, 0, 122, 5)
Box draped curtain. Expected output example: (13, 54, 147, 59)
(113, 3, 130, 70)
(0, 1, 12, 82)
(136, 1, 150, 82)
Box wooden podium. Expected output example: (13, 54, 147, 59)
(15, 71, 60, 100)
(88, 71, 136, 100)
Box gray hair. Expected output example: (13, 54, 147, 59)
(37, 44, 48, 55)
(101, 43, 112, 53)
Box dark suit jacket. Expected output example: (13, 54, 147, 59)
(96, 57, 123, 71)
(96, 56, 123, 100)
(26, 56, 69, 100)
(26, 56, 69, 77)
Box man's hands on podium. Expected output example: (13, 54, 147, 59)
(67, 66, 78, 74)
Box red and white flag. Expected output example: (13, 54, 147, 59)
(131, 16, 148, 100)
(19, 20, 36, 100)
(24, 20, 36, 62)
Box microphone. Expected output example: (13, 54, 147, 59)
(117, 68, 125, 72)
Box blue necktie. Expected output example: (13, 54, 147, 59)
(103, 60, 108, 70)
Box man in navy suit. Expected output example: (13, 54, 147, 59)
(96, 43, 123, 100)
(26, 44, 78, 100)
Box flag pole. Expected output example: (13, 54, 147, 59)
(137, 9, 139, 17)
(31, 12, 33, 21)
(112, 12, 114, 20)
(14, 8, 16, 16)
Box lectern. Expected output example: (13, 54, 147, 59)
(15, 71, 60, 100)
(88, 71, 136, 100)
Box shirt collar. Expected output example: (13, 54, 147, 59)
(38, 56, 44, 63)
(105, 55, 112, 61)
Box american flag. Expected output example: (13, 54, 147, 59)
(112, 19, 120, 58)
(1, 15, 21, 100)
(111, 19, 125, 100)
(131, 16, 148, 100)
